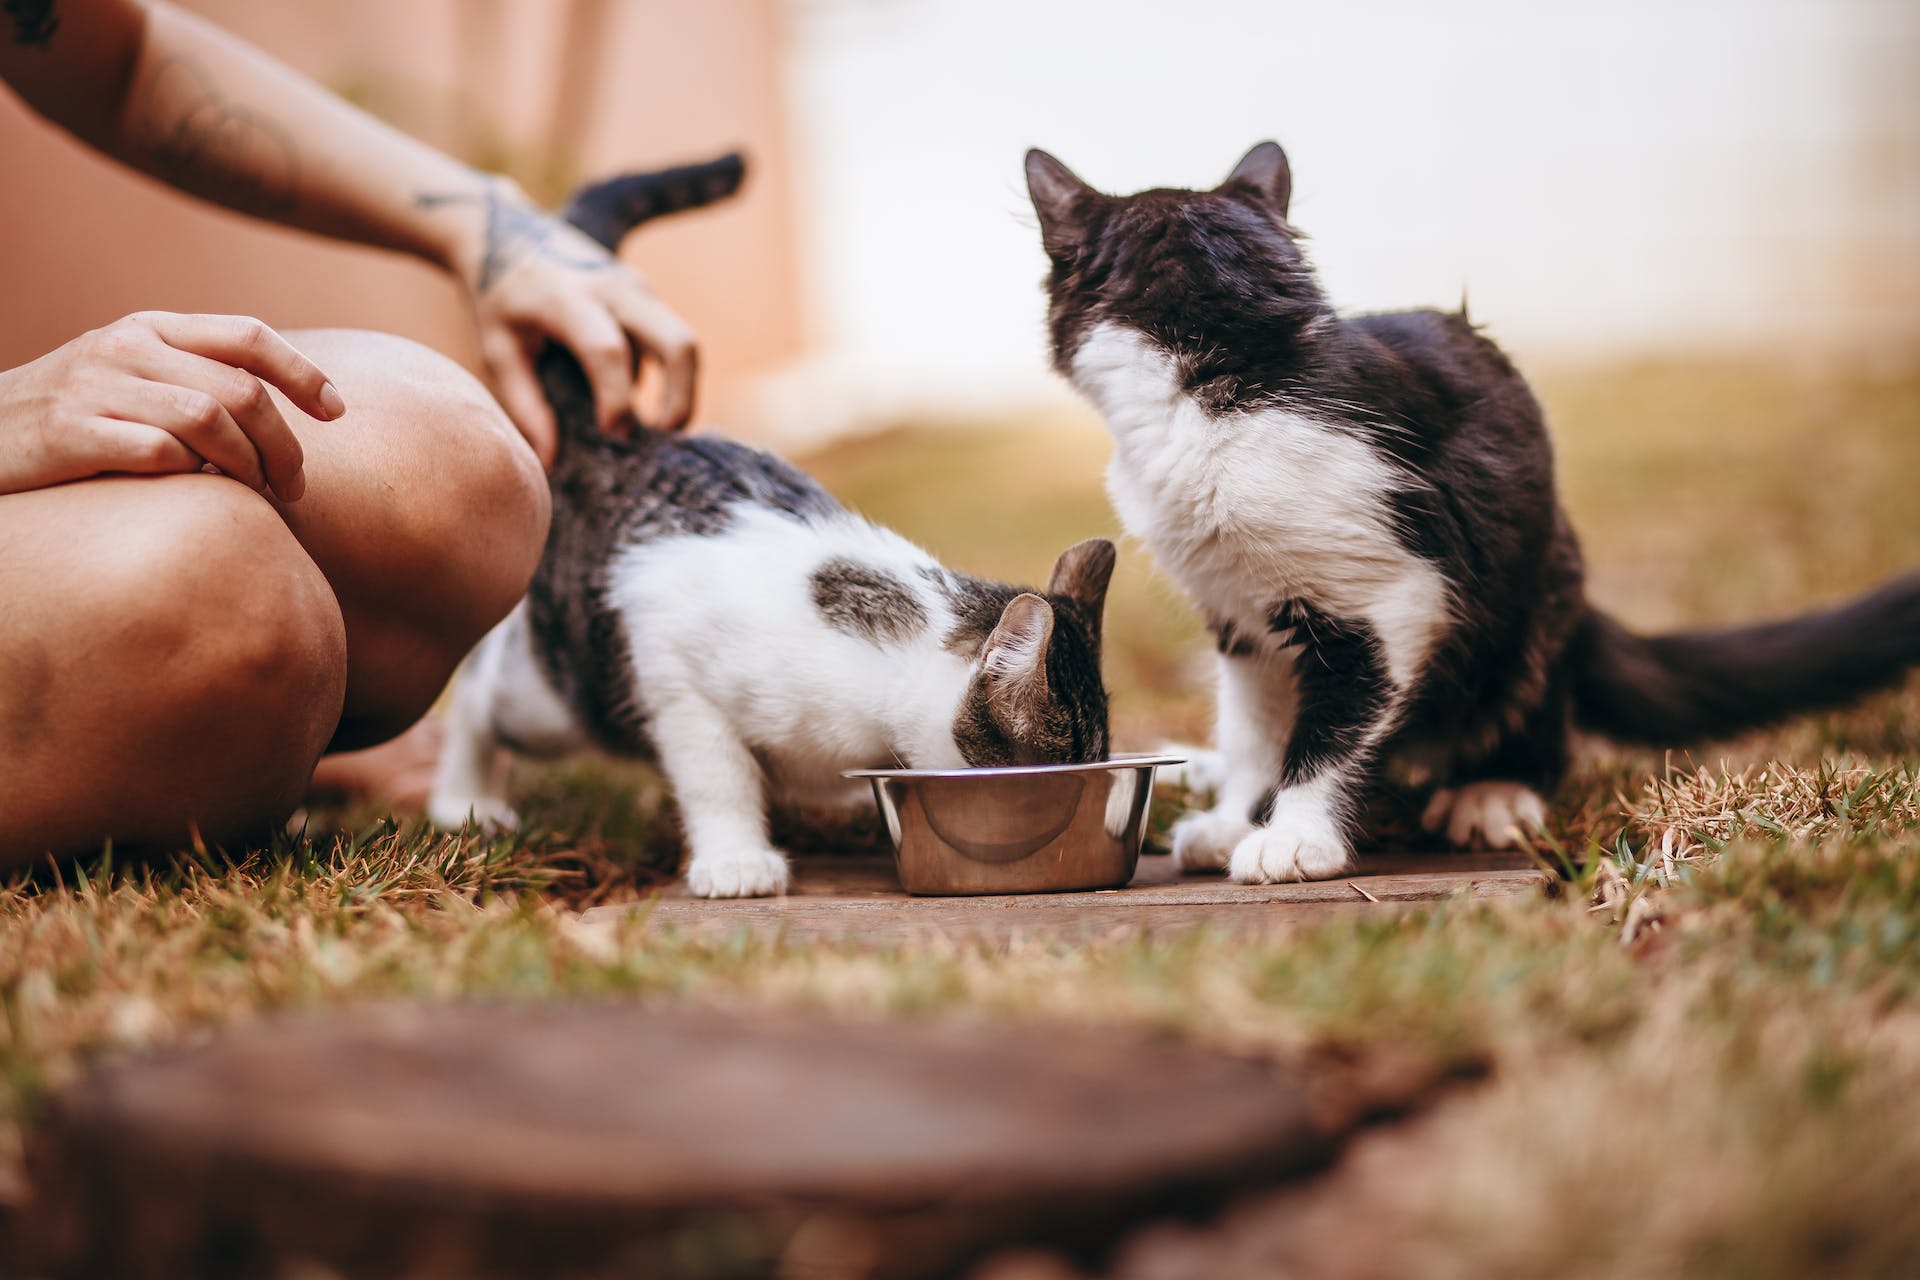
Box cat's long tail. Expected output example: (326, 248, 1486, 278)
(1567, 574, 1920, 743)
(537, 153, 747, 449)
(560, 153, 746, 252)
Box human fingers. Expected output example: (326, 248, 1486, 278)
(132, 345, 307, 501)
(77, 417, 206, 477)
(606, 285, 697, 431)
(550, 297, 636, 432)
(134, 311, 345, 422)
(122, 378, 275, 495)
(480, 327, 558, 467)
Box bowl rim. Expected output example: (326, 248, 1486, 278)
(842, 752, 1186, 782)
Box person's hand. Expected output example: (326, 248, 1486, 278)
(0, 312, 343, 502)
(449, 181, 698, 466)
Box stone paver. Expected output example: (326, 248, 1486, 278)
(586, 850, 1552, 946)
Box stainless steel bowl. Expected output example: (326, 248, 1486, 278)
(844, 755, 1185, 896)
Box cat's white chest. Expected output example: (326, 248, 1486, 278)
(1072, 323, 1449, 687)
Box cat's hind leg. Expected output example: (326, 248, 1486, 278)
(1420, 689, 1568, 850)
(427, 604, 577, 830)
(427, 625, 521, 830)
(647, 690, 790, 898)
(1421, 782, 1547, 848)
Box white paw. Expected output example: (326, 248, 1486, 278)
(1170, 808, 1254, 872)
(1228, 807, 1353, 884)
(426, 794, 520, 832)
(1421, 781, 1547, 849)
(686, 848, 791, 898)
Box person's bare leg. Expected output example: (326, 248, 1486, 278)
(304, 720, 445, 813)
(267, 329, 549, 751)
(0, 475, 348, 858)
(0, 330, 548, 866)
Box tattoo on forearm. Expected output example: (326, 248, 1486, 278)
(415, 183, 609, 293)
(5, 0, 58, 48)
(134, 56, 299, 217)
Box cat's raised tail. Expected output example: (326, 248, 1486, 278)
(1568, 573, 1920, 743)
(561, 152, 746, 251)
(536, 153, 746, 449)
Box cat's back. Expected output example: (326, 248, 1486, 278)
(528, 428, 851, 751)
(1344, 306, 1578, 651)
(1333, 307, 1559, 547)
(1343, 308, 1546, 453)
(1342, 306, 1521, 405)
(550, 428, 841, 549)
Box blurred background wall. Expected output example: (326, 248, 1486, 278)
(779, 0, 1920, 434)
(1, 0, 1916, 444)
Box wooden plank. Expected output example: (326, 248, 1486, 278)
(20, 1004, 1337, 1280)
(587, 851, 1552, 947)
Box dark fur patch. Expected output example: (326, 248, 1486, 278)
(936, 572, 1110, 767)
(1268, 599, 1390, 784)
(939, 574, 1023, 656)
(950, 692, 1024, 769)
(1211, 618, 1257, 659)
(811, 560, 927, 643)
(1244, 600, 1392, 829)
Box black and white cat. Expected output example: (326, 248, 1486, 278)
(430, 159, 1115, 897)
(1026, 141, 1920, 884)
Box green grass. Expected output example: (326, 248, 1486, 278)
(3, 356, 1919, 1277)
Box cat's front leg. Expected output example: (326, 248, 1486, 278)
(1227, 600, 1398, 885)
(1170, 642, 1294, 872)
(648, 691, 791, 898)
(1229, 775, 1361, 884)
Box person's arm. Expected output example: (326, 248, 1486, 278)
(0, 0, 695, 460)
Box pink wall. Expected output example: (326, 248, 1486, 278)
(0, 0, 803, 430)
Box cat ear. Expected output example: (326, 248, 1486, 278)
(1047, 538, 1116, 621)
(1025, 149, 1095, 258)
(981, 593, 1055, 718)
(1225, 141, 1292, 218)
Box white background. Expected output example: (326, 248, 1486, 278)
(773, 0, 1920, 429)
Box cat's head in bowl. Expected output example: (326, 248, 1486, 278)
(1024, 141, 1324, 410)
(949, 538, 1114, 768)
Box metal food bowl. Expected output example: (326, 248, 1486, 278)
(843, 755, 1185, 896)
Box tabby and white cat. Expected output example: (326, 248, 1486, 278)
(1026, 141, 1920, 884)
(430, 158, 1114, 897)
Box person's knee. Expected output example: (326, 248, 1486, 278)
(122, 481, 348, 832)
(0, 476, 349, 861)
(288, 329, 550, 642)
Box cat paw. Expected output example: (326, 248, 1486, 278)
(426, 794, 520, 832)
(686, 848, 791, 898)
(1228, 808, 1352, 884)
(1421, 782, 1547, 849)
(1170, 809, 1253, 873)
